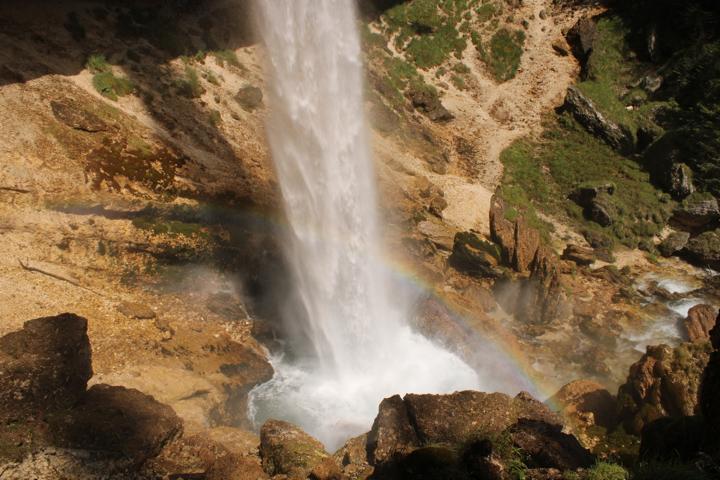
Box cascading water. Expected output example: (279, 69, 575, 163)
(249, 0, 480, 449)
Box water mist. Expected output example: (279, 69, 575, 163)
(249, 0, 479, 449)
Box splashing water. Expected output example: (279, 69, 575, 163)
(249, 0, 479, 449)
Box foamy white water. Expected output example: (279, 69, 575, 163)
(249, 0, 479, 449)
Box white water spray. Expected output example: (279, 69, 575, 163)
(249, 0, 479, 449)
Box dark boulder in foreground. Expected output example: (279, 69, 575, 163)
(0, 313, 92, 419)
(259, 419, 338, 479)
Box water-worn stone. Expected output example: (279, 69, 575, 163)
(616, 342, 712, 435)
(563, 87, 634, 154)
(0, 312, 92, 418)
(259, 419, 331, 479)
(658, 231, 690, 257)
(684, 304, 718, 342)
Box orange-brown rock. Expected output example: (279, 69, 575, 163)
(617, 342, 712, 435)
(684, 304, 718, 342)
(548, 380, 616, 429)
(514, 218, 541, 272)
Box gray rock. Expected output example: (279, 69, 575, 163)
(408, 87, 454, 123)
(672, 192, 719, 231)
(658, 231, 690, 257)
(683, 229, 720, 269)
(563, 87, 634, 154)
(561, 245, 595, 266)
(117, 301, 156, 319)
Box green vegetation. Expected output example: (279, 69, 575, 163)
(586, 462, 628, 480)
(86, 53, 110, 74)
(175, 66, 204, 98)
(86, 53, 134, 101)
(499, 114, 674, 248)
(383, 0, 481, 68)
(212, 49, 241, 68)
(482, 28, 525, 82)
(209, 109, 222, 126)
(92, 71, 134, 101)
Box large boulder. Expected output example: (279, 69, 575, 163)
(568, 183, 617, 227)
(658, 231, 690, 257)
(684, 304, 718, 343)
(616, 342, 712, 435)
(563, 87, 634, 154)
(0, 313, 92, 419)
(449, 231, 503, 278)
(672, 192, 720, 231)
(259, 419, 335, 479)
(366, 391, 591, 479)
(489, 195, 542, 272)
(52, 384, 183, 466)
(548, 380, 616, 430)
(643, 132, 696, 200)
(561, 245, 595, 266)
(682, 228, 720, 269)
(565, 16, 597, 75)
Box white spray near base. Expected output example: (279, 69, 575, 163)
(249, 0, 479, 449)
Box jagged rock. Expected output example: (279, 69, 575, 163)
(514, 218, 541, 272)
(565, 16, 597, 72)
(563, 87, 634, 154)
(117, 301, 157, 319)
(53, 384, 183, 466)
(672, 192, 720, 231)
(684, 304, 718, 342)
(616, 342, 712, 435)
(408, 87, 454, 123)
(668, 163, 695, 199)
(367, 395, 419, 465)
(51, 100, 108, 132)
(489, 195, 542, 272)
(658, 231, 690, 257)
(548, 380, 616, 430)
(235, 85, 263, 111)
(561, 245, 595, 266)
(683, 229, 720, 269)
(0, 313, 92, 418)
(449, 231, 503, 278)
(508, 419, 594, 470)
(259, 419, 332, 479)
(333, 434, 373, 480)
(417, 219, 455, 251)
(569, 184, 617, 227)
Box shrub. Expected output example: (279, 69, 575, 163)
(92, 71, 134, 101)
(86, 53, 110, 74)
(483, 28, 525, 82)
(175, 66, 204, 98)
(212, 49, 241, 68)
(586, 462, 628, 480)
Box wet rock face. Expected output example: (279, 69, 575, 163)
(563, 87, 635, 154)
(259, 419, 335, 479)
(616, 342, 712, 435)
(684, 304, 718, 342)
(0, 313, 92, 418)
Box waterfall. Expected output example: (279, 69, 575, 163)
(249, 0, 479, 449)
